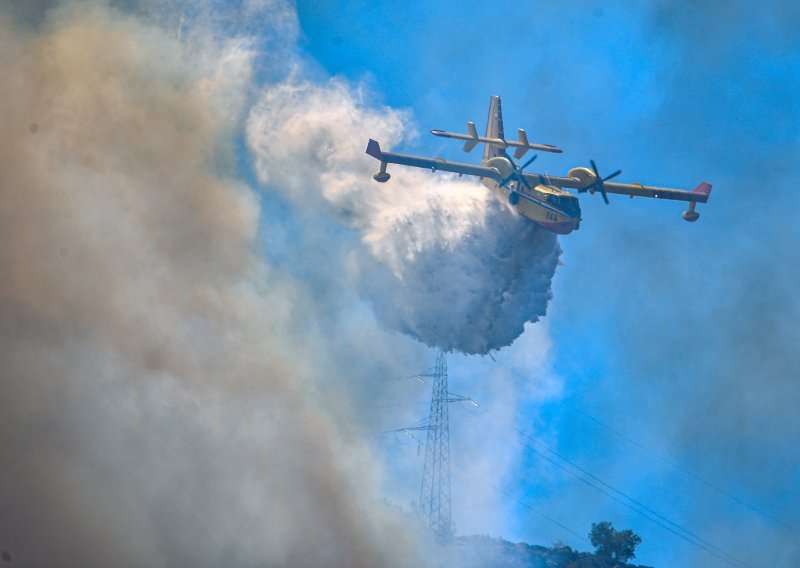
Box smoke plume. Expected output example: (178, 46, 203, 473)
(0, 0, 568, 566)
(0, 3, 422, 566)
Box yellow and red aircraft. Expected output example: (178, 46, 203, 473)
(366, 96, 712, 235)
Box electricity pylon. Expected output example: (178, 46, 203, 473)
(397, 350, 476, 543)
(420, 349, 452, 541)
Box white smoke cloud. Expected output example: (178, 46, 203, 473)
(246, 79, 562, 354)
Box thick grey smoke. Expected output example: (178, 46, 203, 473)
(246, 80, 561, 354)
(0, 3, 422, 566)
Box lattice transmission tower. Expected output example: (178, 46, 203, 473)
(419, 349, 453, 541)
(397, 350, 476, 542)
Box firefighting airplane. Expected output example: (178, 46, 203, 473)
(365, 96, 712, 235)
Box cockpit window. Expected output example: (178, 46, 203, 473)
(558, 196, 580, 216)
(538, 188, 581, 217)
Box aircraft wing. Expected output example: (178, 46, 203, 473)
(366, 139, 502, 180)
(366, 139, 712, 206)
(602, 181, 712, 203)
(521, 172, 712, 203)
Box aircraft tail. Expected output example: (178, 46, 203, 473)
(483, 95, 505, 161)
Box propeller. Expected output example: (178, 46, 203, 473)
(579, 160, 621, 204)
(499, 151, 538, 204)
(520, 153, 539, 171)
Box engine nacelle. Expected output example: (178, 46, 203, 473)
(567, 167, 597, 187)
(486, 156, 513, 181)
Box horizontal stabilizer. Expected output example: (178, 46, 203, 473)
(431, 128, 563, 154)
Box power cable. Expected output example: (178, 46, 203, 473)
(489, 483, 589, 544)
(494, 359, 795, 533)
(464, 402, 754, 568)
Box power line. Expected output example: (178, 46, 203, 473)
(322, 370, 437, 386)
(563, 403, 797, 534)
(493, 359, 795, 534)
(490, 483, 589, 544)
(377, 357, 758, 565)
(464, 402, 754, 568)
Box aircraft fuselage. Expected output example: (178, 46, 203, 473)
(481, 177, 581, 235)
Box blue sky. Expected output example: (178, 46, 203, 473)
(291, 1, 800, 566)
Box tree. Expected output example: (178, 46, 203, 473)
(589, 521, 642, 563)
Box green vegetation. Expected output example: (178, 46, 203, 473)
(589, 521, 643, 563)
(447, 531, 653, 568)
